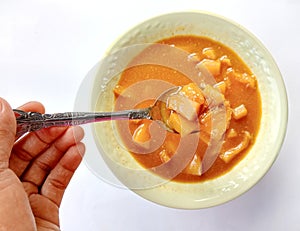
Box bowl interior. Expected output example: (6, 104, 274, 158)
(77, 12, 288, 209)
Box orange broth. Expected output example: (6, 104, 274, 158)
(114, 35, 262, 183)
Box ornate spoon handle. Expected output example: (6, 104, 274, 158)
(14, 108, 151, 137)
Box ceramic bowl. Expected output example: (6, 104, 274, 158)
(75, 11, 288, 209)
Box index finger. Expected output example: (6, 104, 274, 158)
(17, 101, 45, 114)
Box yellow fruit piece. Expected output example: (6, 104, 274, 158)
(167, 111, 182, 134)
(198, 59, 221, 76)
(180, 83, 205, 105)
(202, 47, 217, 60)
(232, 104, 248, 120)
(132, 122, 151, 148)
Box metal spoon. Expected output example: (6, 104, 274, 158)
(14, 87, 181, 137)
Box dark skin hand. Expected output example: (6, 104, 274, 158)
(0, 98, 85, 230)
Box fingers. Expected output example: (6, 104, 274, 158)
(22, 127, 85, 229)
(21, 126, 84, 187)
(29, 194, 60, 229)
(40, 142, 85, 206)
(0, 98, 16, 169)
(9, 101, 50, 175)
(10, 126, 68, 177)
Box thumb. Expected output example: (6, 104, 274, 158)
(0, 98, 16, 169)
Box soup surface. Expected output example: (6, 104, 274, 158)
(113, 35, 261, 183)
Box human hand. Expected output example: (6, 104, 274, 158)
(0, 98, 85, 231)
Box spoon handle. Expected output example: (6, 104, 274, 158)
(13, 108, 151, 137)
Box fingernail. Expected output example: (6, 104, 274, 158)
(0, 98, 13, 117)
(0, 98, 4, 113)
(0, 98, 9, 114)
(77, 142, 86, 157)
(72, 126, 85, 142)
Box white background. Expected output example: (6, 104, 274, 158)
(0, 0, 299, 230)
